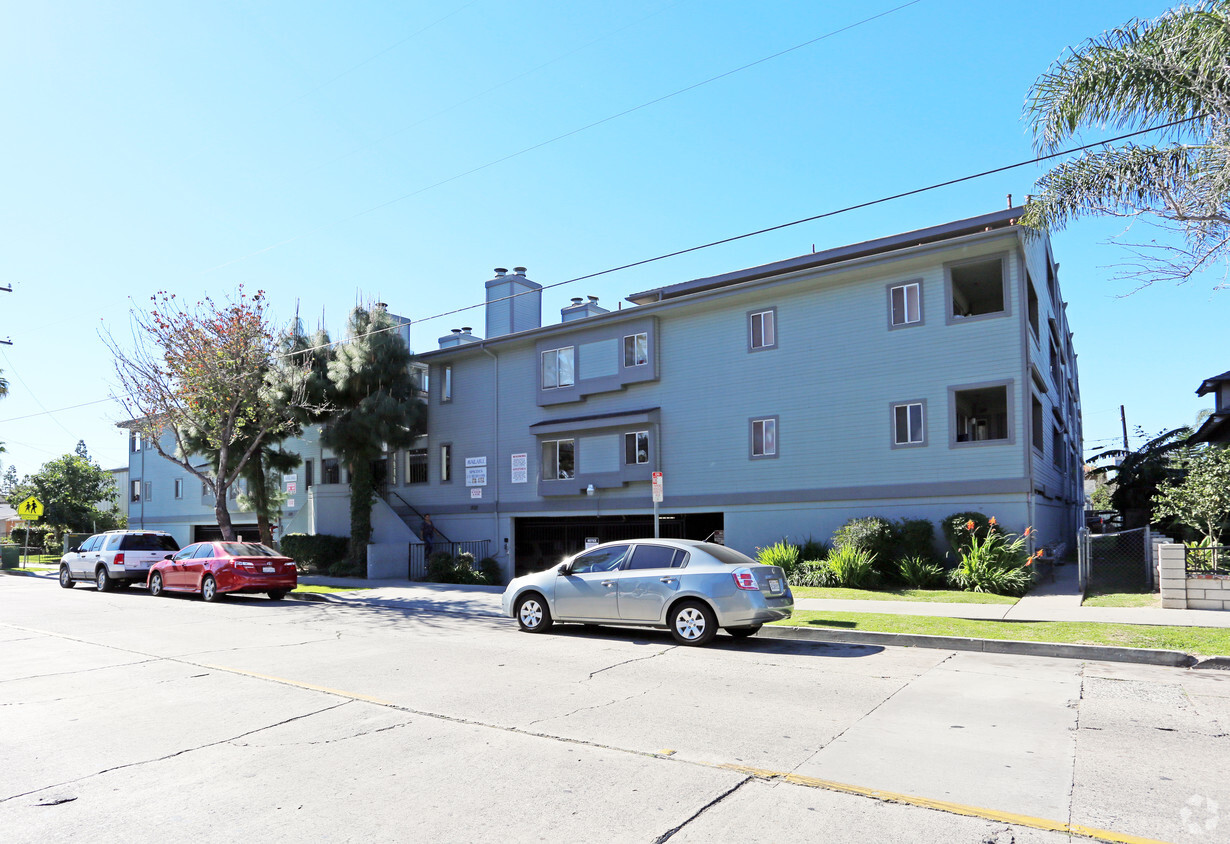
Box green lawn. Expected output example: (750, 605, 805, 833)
(773, 610, 1230, 655)
(790, 586, 1018, 605)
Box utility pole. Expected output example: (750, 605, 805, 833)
(1, 283, 11, 345)
(1120, 405, 1129, 451)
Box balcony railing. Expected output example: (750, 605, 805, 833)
(1185, 546, 1230, 577)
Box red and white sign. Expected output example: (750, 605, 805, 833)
(470, 488, 482, 499)
(651, 472, 664, 503)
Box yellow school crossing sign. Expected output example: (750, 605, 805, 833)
(17, 496, 44, 520)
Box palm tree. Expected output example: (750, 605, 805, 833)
(0, 368, 8, 399)
(1023, 1, 1230, 288)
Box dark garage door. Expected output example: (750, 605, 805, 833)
(193, 524, 261, 543)
(513, 512, 723, 577)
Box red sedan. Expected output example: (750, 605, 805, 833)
(147, 541, 297, 602)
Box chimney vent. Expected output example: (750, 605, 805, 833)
(461, 326, 472, 333)
(571, 297, 583, 305)
(513, 266, 527, 275)
(587, 296, 599, 304)
(494, 267, 507, 277)
(451, 328, 462, 335)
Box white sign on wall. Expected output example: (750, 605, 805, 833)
(511, 452, 528, 484)
(465, 466, 487, 487)
(286, 498, 295, 508)
(285, 482, 297, 493)
(284, 474, 297, 483)
(470, 488, 482, 499)
(465, 456, 487, 468)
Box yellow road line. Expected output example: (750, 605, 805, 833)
(199, 663, 396, 706)
(721, 765, 1173, 844)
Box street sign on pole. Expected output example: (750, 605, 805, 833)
(651, 472, 663, 538)
(17, 496, 43, 520)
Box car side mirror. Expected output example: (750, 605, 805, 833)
(557, 563, 570, 575)
(68, 545, 79, 553)
(163, 554, 173, 560)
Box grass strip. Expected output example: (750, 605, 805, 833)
(773, 610, 1230, 656)
(1082, 591, 1161, 609)
(790, 586, 1017, 605)
(293, 584, 371, 594)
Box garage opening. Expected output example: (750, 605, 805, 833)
(193, 524, 260, 543)
(513, 512, 723, 577)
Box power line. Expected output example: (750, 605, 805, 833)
(0, 396, 122, 424)
(204, 0, 925, 273)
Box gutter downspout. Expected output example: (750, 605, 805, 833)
(481, 344, 503, 575)
(1016, 231, 1036, 552)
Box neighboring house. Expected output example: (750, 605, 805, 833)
(0, 499, 18, 539)
(105, 467, 128, 517)
(1190, 370, 1230, 444)
(122, 207, 1086, 580)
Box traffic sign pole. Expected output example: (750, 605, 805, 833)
(651, 472, 664, 539)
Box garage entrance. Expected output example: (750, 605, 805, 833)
(193, 524, 261, 543)
(513, 512, 723, 577)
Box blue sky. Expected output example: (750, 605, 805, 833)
(1, 0, 1222, 479)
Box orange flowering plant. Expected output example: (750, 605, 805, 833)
(948, 518, 1037, 596)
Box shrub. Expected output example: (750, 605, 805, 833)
(478, 556, 503, 586)
(281, 533, 350, 573)
(796, 535, 830, 563)
(327, 558, 360, 578)
(946, 520, 1036, 596)
(826, 545, 881, 589)
(832, 517, 895, 577)
(9, 525, 52, 551)
(790, 559, 837, 588)
(426, 551, 483, 585)
(897, 555, 946, 589)
(756, 541, 801, 577)
(894, 518, 936, 562)
(941, 512, 995, 552)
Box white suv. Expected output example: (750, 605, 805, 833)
(59, 530, 181, 592)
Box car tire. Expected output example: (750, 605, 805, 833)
(726, 625, 762, 638)
(267, 590, 286, 601)
(149, 572, 165, 598)
(96, 567, 114, 592)
(201, 575, 221, 603)
(59, 566, 75, 589)
(516, 593, 553, 633)
(670, 600, 717, 646)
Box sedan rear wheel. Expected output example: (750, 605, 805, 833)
(670, 600, 717, 646)
(59, 566, 75, 589)
(96, 567, 114, 592)
(267, 590, 286, 601)
(726, 624, 762, 638)
(201, 575, 221, 603)
(516, 593, 553, 633)
(149, 572, 165, 597)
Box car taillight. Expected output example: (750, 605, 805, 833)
(114, 553, 125, 565)
(732, 568, 759, 590)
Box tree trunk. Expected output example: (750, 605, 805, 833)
(250, 458, 274, 546)
(348, 458, 374, 576)
(214, 482, 235, 542)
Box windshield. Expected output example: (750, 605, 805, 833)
(698, 543, 757, 566)
(119, 534, 180, 552)
(217, 542, 280, 557)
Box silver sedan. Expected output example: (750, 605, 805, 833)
(500, 539, 793, 646)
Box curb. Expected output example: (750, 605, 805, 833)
(1192, 656, 1230, 670)
(287, 592, 340, 604)
(760, 624, 1198, 667)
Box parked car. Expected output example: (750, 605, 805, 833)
(147, 541, 297, 602)
(501, 539, 793, 646)
(59, 530, 181, 591)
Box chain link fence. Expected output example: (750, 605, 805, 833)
(1079, 526, 1153, 593)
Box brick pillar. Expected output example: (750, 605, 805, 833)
(1158, 544, 1187, 609)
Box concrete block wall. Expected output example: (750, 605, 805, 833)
(1158, 544, 1230, 610)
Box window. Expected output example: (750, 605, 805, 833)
(202, 479, 209, 497)
(892, 402, 925, 446)
(751, 417, 777, 458)
(322, 458, 340, 485)
(144, 481, 152, 501)
(1032, 397, 1045, 454)
(406, 447, 428, 484)
(413, 363, 429, 397)
(1027, 274, 1040, 339)
(624, 431, 649, 465)
(569, 545, 630, 574)
(953, 385, 1009, 443)
(440, 443, 452, 482)
(174, 478, 184, 500)
(541, 347, 574, 389)
(304, 460, 314, 489)
(120, 534, 179, 552)
(194, 543, 217, 559)
(627, 545, 687, 570)
(889, 282, 921, 327)
(173, 545, 198, 562)
(948, 256, 1006, 319)
(131, 480, 142, 502)
(442, 364, 452, 402)
(749, 308, 776, 350)
(1053, 425, 1064, 469)
(623, 333, 648, 367)
(542, 439, 575, 480)
(129, 430, 142, 452)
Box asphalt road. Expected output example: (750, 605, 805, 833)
(1, 574, 1228, 844)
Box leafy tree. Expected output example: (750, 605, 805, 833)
(313, 306, 424, 573)
(1023, 1, 1230, 289)
(105, 288, 313, 541)
(9, 448, 123, 534)
(1085, 427, 1192, 528)
(1153, 445, 1230, 545)
(1, 465, 17, 496)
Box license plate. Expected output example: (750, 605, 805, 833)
(767, 578, 781, 594)
(262, 566, 275, 573)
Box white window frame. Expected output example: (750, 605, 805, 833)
(542, 438, 575, 480)
(442, 364, 452, 402)
(748, 309, 776, 351)
(440, 443, 452, 483)
(624, 431, 649, 465)
(623, 333, 648, 367)
(891, 402, 925, 446)
(174, 478, 184, 500)
(750, 417, 777, 459)
(131, 480, 142, 502)
(541, 347, 575, 390)
(889, 281, 921, 327)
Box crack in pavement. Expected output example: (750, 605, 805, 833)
(0, 658, 164, 685)
(652, 776, 753, 843)
(526, 683, 665, 727)
(175, 637, 342, 658)
(587, 646, 676, 680)
(0, 700, 352, 804)
(234, 718, 413, 748)
(1066, 664, 1085, 833)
